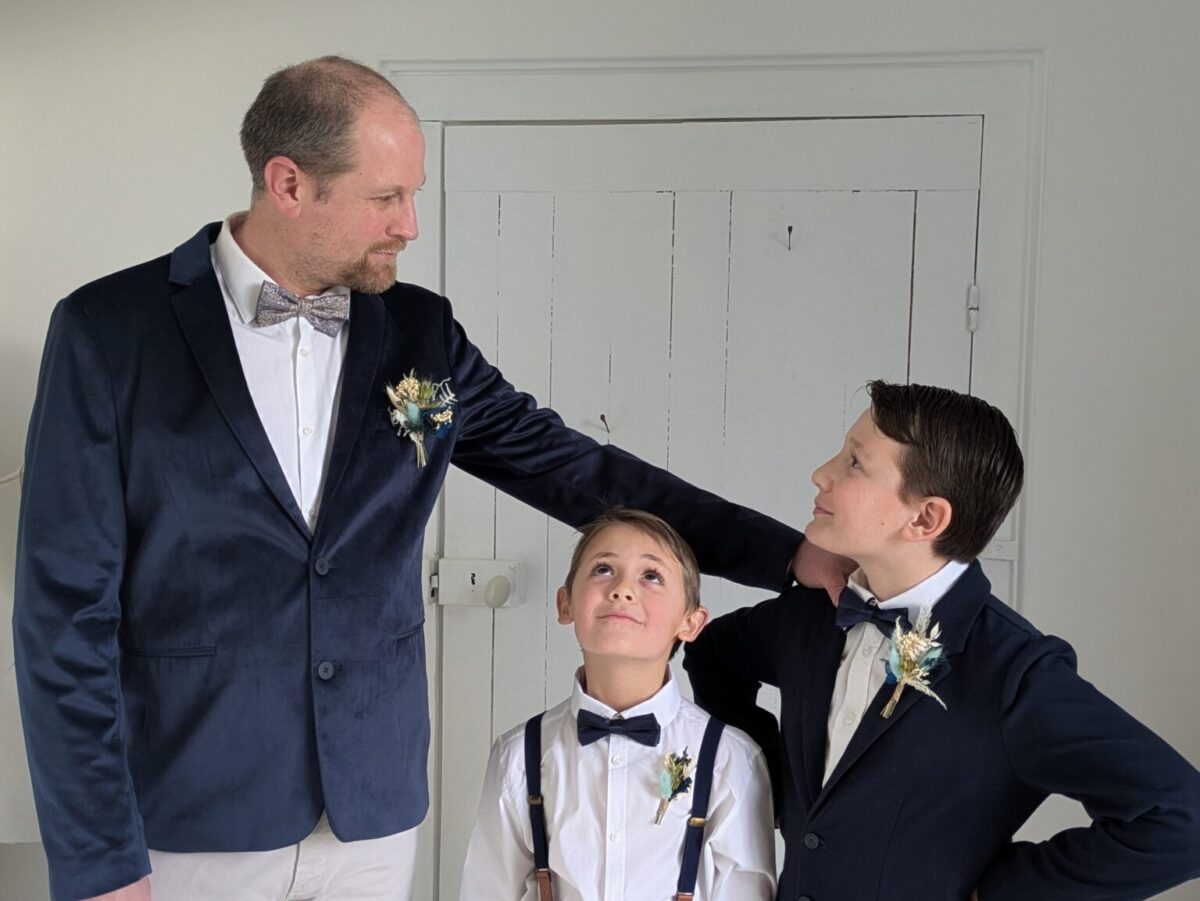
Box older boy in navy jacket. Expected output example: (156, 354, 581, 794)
(685, 381, 1200, 901)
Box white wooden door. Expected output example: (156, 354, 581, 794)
(436, 116, 999, 898)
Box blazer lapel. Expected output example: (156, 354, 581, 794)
(314, 291, 385, 528)
(797, 608, 847, 809)
(812, 563, 991, 812)
(168, 225, 311, 541)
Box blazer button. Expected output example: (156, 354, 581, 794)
(317, 661, 336, 681)
(314, 558, 331, 575)
(803, 832, 821, 850)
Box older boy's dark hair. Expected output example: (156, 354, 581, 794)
(564, 508, 701, 658)
(867, 381, 1023, 562)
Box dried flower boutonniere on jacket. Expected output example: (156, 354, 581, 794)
(385, 372, 456, 468)
(881, 607, 947, 719)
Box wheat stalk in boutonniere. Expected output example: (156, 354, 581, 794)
(881, 607, 947, 719)
(384, 372, 456, 468)
(654, 748, 694, 824)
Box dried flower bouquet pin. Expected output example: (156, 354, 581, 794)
(385, 372, 456, 468)
(654, 747, 695, 824)
(881, 607, 947, 719)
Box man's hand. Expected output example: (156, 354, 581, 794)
(87, 876, 150, 901)
(791, 539, 856, 603)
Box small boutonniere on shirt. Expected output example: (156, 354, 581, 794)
(654, 747, 694, 825)
(881, 607, 948, 719)
(384, 371, 456, 468)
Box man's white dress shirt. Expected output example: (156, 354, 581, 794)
(211, 214, 349, 530)
(823, 560, 969, 784)
(461, 671, 776, 901)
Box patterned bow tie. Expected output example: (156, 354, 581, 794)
(252, 281, 350, 337)
(577, 709, 661, 747)
(834, 588, 910, 636)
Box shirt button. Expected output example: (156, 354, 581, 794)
(843, 713, 856, 726)
(301, 426, 313, 437)
(314, 558, 331, 575)
(611, 755, 623, 765)
(803, 832, 821, 850)
(861, 644, 874, 657)
(300, 347, 310, 357)
(609, 832, 621, 842)
(316, 661, 335, 680)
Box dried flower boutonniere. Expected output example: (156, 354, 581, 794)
(654, 747, 694, 824)
(385, 372, 456, 468)
(881, 607, 948, 719)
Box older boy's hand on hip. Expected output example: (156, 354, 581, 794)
(791, 539, 856, 603)
(86, 876, 151, 901)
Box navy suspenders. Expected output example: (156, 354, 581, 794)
(524, 712, 726, 901)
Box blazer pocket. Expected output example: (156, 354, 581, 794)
(122, 644, 217, 659)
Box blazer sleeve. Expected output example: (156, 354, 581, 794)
(13, 299, 151, 900)
(440, 304, 803, 591)
(977, 638, 1200, 900)
(684, 596, 792, 807)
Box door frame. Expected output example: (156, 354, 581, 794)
(383, 52, 1046, 899)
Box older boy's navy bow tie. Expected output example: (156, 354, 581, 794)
(577, 710, 661, 747)
(834, 588, 910, 636)
(253, 281, 350, 337)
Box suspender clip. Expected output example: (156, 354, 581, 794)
(528, 793, 544, 806)
(687, 816, 706, 827)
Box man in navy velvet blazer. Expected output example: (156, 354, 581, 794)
(686, 381, 1200, 901)
(13, 57, 846, 901)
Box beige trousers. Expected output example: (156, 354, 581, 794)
(147, 814, 417, 901)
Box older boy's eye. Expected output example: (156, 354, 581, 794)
(849, 454, 862, 470)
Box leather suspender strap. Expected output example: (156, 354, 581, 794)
(675, 716, 726, 901)
(525, 713, 554, 901)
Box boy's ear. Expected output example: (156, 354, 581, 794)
(675, 605, 710, 645)
(555, 586, 574, 625)
(906, 496, 953, 544)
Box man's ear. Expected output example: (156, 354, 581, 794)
(261, 155, 308, 219)
(906, 496, 953, 544)
(675, 605, 710, 645)
(555, 586, 573, 625)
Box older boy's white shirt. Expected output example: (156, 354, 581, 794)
(211, 214, 349, 530)
(823, 560, 969, 784)
(461, 669, 776, 901)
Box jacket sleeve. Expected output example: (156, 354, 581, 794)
(977, 638, 1200, 900)
(13, 298, 150, 900)
(440, 303, 803, 592)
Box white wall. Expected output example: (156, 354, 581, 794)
(2, 1, 1197, 897)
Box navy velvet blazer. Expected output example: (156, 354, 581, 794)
(685, 562, 1200, 901)
(13, 223, 803, 900)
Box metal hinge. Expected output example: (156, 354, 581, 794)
(966, 282, 980, 334)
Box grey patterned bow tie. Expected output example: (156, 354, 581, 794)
(252, 281, 350, 337)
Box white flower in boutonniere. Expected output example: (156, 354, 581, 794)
(654, 747, 694, 825)
(384, 371, 457, 468)
(881, 607, 948, 719)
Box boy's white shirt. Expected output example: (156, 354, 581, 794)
(823, 559, 969, 784)
(460, 669, 776, 901)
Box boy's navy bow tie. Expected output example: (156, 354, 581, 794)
(577, 709, 661, 747)
(834, 588, 910, 636)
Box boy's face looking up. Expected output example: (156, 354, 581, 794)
(806, 406, 952, 569)
(556, 523, 708, 666)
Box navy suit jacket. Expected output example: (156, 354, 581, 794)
(13, 223, 803, 900)
(685, 562, 1200, 901)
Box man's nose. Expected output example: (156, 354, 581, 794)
(389, 197, 418, 243)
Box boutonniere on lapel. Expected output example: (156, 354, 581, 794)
(654, 747, 694, 824)
(384, 371, 457, 468)
(881, 607, 947, 719)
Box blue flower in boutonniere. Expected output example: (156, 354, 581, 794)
(384, 371, 457, 468)
(881, 607, 948, 719)
(654, 747, 694, 825)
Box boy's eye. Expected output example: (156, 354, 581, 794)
(589, 563, 613, 576)
(642, 569, 664, 584)
(849, 454, 862, 470)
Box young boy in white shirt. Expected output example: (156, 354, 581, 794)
(460, 508, 776, 901)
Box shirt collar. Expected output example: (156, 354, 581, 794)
(212, 212, 350, 326)
(846, 559, 970, 626)
(569, 666, 682, 729)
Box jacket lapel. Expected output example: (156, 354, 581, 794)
(313, 291, 385, 530)
(168, 224, 311, 541)
(797, 607, 847, 809)
(811, 563, 991, 813)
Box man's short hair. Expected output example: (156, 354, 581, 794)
(240, 55, 415, 196)
(867, 380, 1024, 562)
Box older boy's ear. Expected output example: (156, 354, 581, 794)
(676, 605, 710, 644)
(907, 496, 953, 543)
(555, 586, 574, 625)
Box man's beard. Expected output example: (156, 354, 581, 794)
(334, 242, 406, 294)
